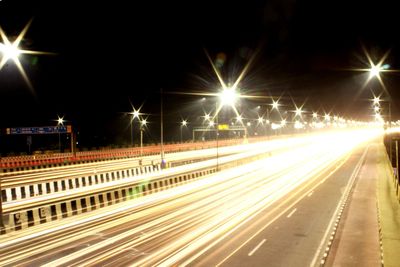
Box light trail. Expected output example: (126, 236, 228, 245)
(2, 133, 310, 187)
(0, 128, 382, 267)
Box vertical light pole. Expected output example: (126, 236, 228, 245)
(271, 99, 280, 135)
(57, 116, 65, 153)
(257, 116, 264, 135)
(266, 107, 270, 137)
(368, 64, 393, 161)
(0, 20, 51, 232)
(140, 119, 147, 164)
(180, 119, 187, 143)
(215, 102, 219, 171)
(129, 109, 140, 147)
(160, 88, 165, 169)
(217, 86, 240, 170)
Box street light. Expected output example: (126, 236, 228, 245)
(0, 20, 54, 90)
(367, 63, 392, 127)
(373, 96, 381, 106)
(180, 119, 188, 143)
(369, 63, 383, 79)
(219, 87, 239, 107)
(129, 107, 141, 146)
(57, 116, 65, 153)
(295, 107, 303, 118)
(0, 21, 52, 231)
(271, 100, 280, 110)
(215, 85, 240, 170)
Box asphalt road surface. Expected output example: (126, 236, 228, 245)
(0, 128, 380, 267)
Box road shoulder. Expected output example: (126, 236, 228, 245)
(377, 143, 400, 267)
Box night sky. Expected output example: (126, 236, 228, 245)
(1, 0, 400, 152)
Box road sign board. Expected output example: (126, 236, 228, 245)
(218, 124, 229, 130)
(6, 126, 71, 135)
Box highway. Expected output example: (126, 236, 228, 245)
(2, 133, 316, 214)
(0, 128, 382, 267)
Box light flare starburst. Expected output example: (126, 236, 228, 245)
(0, 19, 54, 91)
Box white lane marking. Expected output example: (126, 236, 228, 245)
(248, 239, 266, 256)
(214, 154, 351, 267)
(287, 208, 297, 218)
(307, 191, 313, 197)
(309, 145, 369, 267)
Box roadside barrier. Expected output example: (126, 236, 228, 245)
(1, 164, 161, 203)
(1, 147, 274, 234)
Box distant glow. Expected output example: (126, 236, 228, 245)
(294, 120, 304, 129)
(295, 107, 303, 117)
(313, 122, 325, 129)
(247, 122, 251, 126)
(265, 119, 270, 124)
(141, 119, 147, 126)
(57, 116, 64, 126)
(236, 115, 242, 122)
(271, 123, 281, 130)
(373, 96, 381, 106)
(209, 121, 215, 127)
(257, 117, 264, 124)
(324, 114, 331, 121)
(181, 120, 188, 126)
(281, 119, 287, 126)
(204, 114, 211, 121)
(312, 112, 318, 119)
(272, 100, 280, 110)
(374, 106, 380, 112)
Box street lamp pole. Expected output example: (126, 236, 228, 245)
(140, 127, 143, 160)
(58, 132, 61, 153)
(266, 107, 270, 137)
(160, 88, 165, 169)
(389, 100, 392, 128)
(140, 119, 147, 165)
(216, 102, 219, 171)
(180, 119, 187, 143)
(57, 116, 65, 153)
(130, 119, 133, 146)
(129, 109, 140, 147)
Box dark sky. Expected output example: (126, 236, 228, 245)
(1, 0, 400, 150)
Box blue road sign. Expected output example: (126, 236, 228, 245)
(7, 126, 69, 135)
